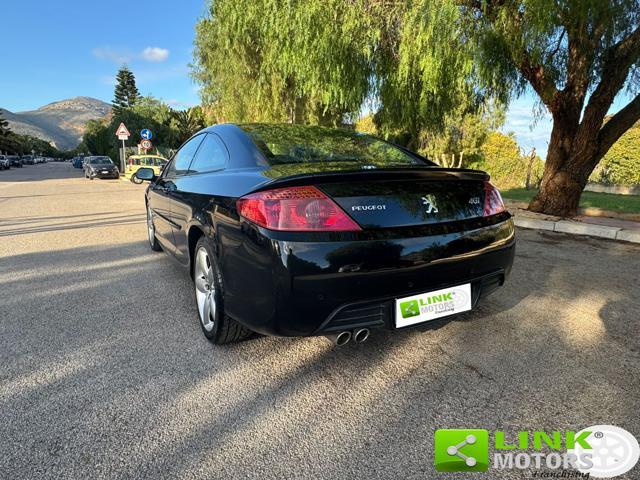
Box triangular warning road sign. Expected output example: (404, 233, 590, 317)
(115, 122, 130, 137)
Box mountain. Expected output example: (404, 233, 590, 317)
(1, 97, 112, 150)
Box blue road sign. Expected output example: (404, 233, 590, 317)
(140, 129, 153, 140)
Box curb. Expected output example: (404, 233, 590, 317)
(513, 216, 640, 244)
(506, 199, 640, 223)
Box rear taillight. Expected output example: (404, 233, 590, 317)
(237, 186, 362, 231)
(483, 181, 506, 216)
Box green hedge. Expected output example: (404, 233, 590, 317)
(590, 122, 640, 185)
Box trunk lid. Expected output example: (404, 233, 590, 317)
(319, 179, 485, 228)
(255, 166, 489, 228)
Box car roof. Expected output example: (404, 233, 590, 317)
(196, 122, 427, 169)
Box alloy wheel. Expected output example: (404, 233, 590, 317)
(194, 247, 216, 331)
(147, 207, 156, 247)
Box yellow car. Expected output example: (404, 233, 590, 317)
(127, 155, 168, 183)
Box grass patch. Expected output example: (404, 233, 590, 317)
(501, 188, 640, 214)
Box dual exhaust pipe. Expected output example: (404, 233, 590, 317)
(325, 328, 370, 346)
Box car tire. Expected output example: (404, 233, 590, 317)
(193, 236, 253, 344)
(146, 206, 162, 252)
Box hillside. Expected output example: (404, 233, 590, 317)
(1, 97, 111, 150)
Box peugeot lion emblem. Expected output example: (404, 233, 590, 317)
(421, 194, 438, 214)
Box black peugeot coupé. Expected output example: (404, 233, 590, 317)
(135, 124, 515, 345)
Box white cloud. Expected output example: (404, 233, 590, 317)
(141, 47, 169, 62)
(92, 46, 169, 64)
(92, 47, 132, 64)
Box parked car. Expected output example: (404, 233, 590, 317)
(135, 123, 515, 345)
(127, 155, 168, 183)
(84, 156, 119, 179)
(0, 155, 10, 170)
(22, 155, 35, 165)
(7, 156, 23, 168)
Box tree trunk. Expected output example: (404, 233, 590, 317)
(528, 127, 598, 217)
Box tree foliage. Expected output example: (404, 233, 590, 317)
(470, 131, 544, 189)
(0, 130, 61, 156)
(0, 110, 61, 156)
(80, 95, 201, 159)
(193, 1, 496, 134)
(193, 0, 640, 216)
(193, 0, 374, 125)
(590, 120, 640, 185)
(459, 0, 640, 215)
(419, 102, 505, 167)
(112, 66, 140, 116)
(171, 107, 206, 144)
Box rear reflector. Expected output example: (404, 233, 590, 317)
(483, 181, 506, 216)
(237, 186, 362, 231)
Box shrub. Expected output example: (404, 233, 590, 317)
(589, 121, 640, 185)
(469, 131, 543, 189)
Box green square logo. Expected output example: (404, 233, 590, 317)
(399, 300, 420, 319)
(434, 429, 489, 472)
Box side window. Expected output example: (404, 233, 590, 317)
(188, 133, 228, 174)
(164, 135, 205, 177)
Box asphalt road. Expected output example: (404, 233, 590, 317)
(1, 163, 639, 479)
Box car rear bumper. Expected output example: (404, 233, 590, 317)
(91, 171, 119, 178)
(224, 215, 516, 337)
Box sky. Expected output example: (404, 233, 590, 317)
(0, 0, 205, 112)
(0, 1, 635, 159)
(502, 91, 634, 159)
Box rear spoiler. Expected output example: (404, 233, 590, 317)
(252, 167, 489, 193)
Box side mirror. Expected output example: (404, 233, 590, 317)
(135, 167, 156, 182)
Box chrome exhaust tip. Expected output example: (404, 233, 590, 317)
(325, 331, 351, 346)
(353, 328, 370, 344)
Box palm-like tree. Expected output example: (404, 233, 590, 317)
(173, 107, 206, 144)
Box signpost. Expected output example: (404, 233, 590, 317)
(140, 129, 154, 153)
(115, 123, 130, 173)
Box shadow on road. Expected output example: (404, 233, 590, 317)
(0, 212, 145, 237)
(0, 230, 638, 478)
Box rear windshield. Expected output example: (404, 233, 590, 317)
(240, 124, 430, 167)
(90, 157, 113, 165)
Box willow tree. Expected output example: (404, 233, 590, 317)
(193, 0, 640, 216)
(193, 0, 375, 125)
(193, 1, 476, 128)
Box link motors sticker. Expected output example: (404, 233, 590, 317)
(434, 426, 639, 478)
(396, 283, 471, 328)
